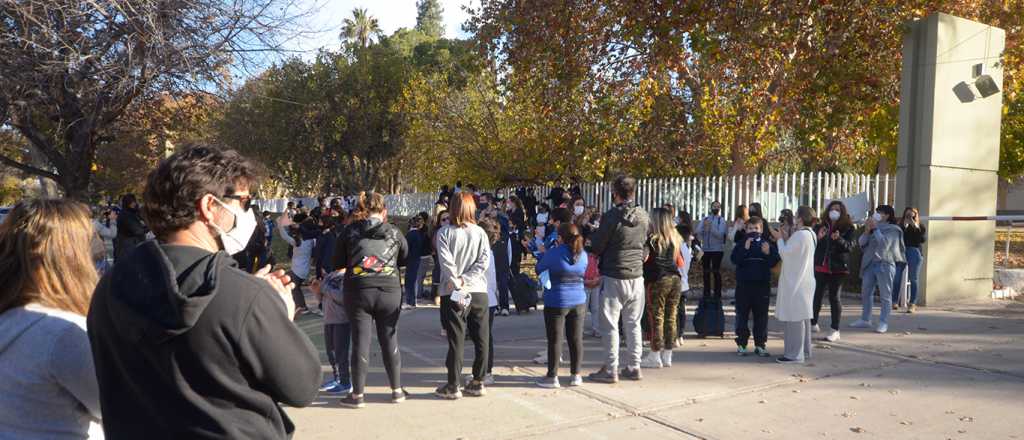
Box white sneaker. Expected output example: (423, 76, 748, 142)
(568, 374, 583, 387)
(812, 324, 821, 333)
(640, 351, 664, 369)
(849, 319, 872, 329)
(676, 336, 685, 347)
(533, 352, 563, 364)
(875, 323, 889, 334)
(825, 330, 841, 342)
(661, 350, 673, 367)
(482, 374, 496, 386)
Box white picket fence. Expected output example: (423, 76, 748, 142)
(385, 173, 895, 220)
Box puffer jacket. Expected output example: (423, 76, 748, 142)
(590, 202, 650, 280)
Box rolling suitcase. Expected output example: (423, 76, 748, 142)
(511, 273, 539, 313)
(692, 295, 725, 338)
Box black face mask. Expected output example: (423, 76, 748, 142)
(479, 203, 489, 211)
(711, 208, 720, 215)
(747, 232, 762, 241)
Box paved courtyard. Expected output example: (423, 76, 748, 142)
(286, 297, 1024, 440)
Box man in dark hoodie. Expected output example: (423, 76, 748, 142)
(113, 193, 149, 262)
(587, 175, 650, 384)
(87, 145, 322, 439)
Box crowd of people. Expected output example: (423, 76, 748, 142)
(0, 144, 929, 438)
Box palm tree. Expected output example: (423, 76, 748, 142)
(340, 8, 382, 48)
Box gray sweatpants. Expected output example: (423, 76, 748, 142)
(783, 320, 813, 361)
(599, 276, 645, 370)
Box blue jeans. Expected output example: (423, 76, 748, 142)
(324, 323, 351, 384)
(861, 262, 895, 324)
(404, 259, 421, 306)
(893, 247, 923, 305)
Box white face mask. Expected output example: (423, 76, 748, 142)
(574, 206, 585, 216)
(537, 212, 549, 224)
(829, 210, 840, 221)
(872, 212, 883, 223)
(211, 198, 257, 255)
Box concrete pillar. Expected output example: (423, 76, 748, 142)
(896, 13, 1005, 305)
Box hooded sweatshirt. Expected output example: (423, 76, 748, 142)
(87, 241, 321, 440)
(858, 222, 907, 275)
(0, 304, 101, 440)
(332, 217, 409, 293)
(590, 201, 650, 280)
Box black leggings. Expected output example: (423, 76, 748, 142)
(441, 292, 490, 387)
(701, 251, 724, 298)
(812, 272, 845, 330)
(543, 304, 586, 377)
(287, 271, 309, 309)
(344, 287, 402, 395)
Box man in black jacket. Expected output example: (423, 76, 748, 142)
(88, 145, 322, 439)
(113, 193, 149, 262)
(587, 175, 650, 384)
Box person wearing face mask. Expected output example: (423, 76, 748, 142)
(506, 196, 528, 279)
(771, 206, 818, 364)
(735, 202, 765, 243)
(572, 197, 587, 222)
(850, 205, 906, 334)
(694, 201, 728, 299)
(431, 210, 451, 310)
(811, 201, 855, 342)
(536, 203, 551, 228)
(88, 145, 321, 439)
(893, 207, 926, 313)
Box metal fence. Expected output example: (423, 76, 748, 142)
(386, 173, 896, 219)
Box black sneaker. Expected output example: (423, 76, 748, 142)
(587, 366, 619, 384)
(620, 367, 643, 381)
(434, 384, 462, 400)
(776, 356, 804, 364)
(339, 394, 365, 409)
(464, 380, 487, 397)
(392, 388, 409, 403)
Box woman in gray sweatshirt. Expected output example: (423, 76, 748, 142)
(0, 199, 102, 439)
(850, 205, 906, 334)
(434, 193, 492, 400)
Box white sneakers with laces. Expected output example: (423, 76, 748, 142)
(640, 350, 663, 369)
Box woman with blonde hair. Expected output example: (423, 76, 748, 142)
(640, 207, 685, 369)
(0, 199, 102, 438)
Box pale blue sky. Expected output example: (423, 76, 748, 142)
(288, 0, 476, 56)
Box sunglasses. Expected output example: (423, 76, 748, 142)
(222, 194, 256, 211)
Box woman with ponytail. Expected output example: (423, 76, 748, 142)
(534, 223, 589, 389)
(331, 191, 409, 408)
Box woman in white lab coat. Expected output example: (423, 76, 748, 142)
(771, 206, 818, 364)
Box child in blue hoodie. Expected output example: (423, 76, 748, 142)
(730, 216, 780, 357)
